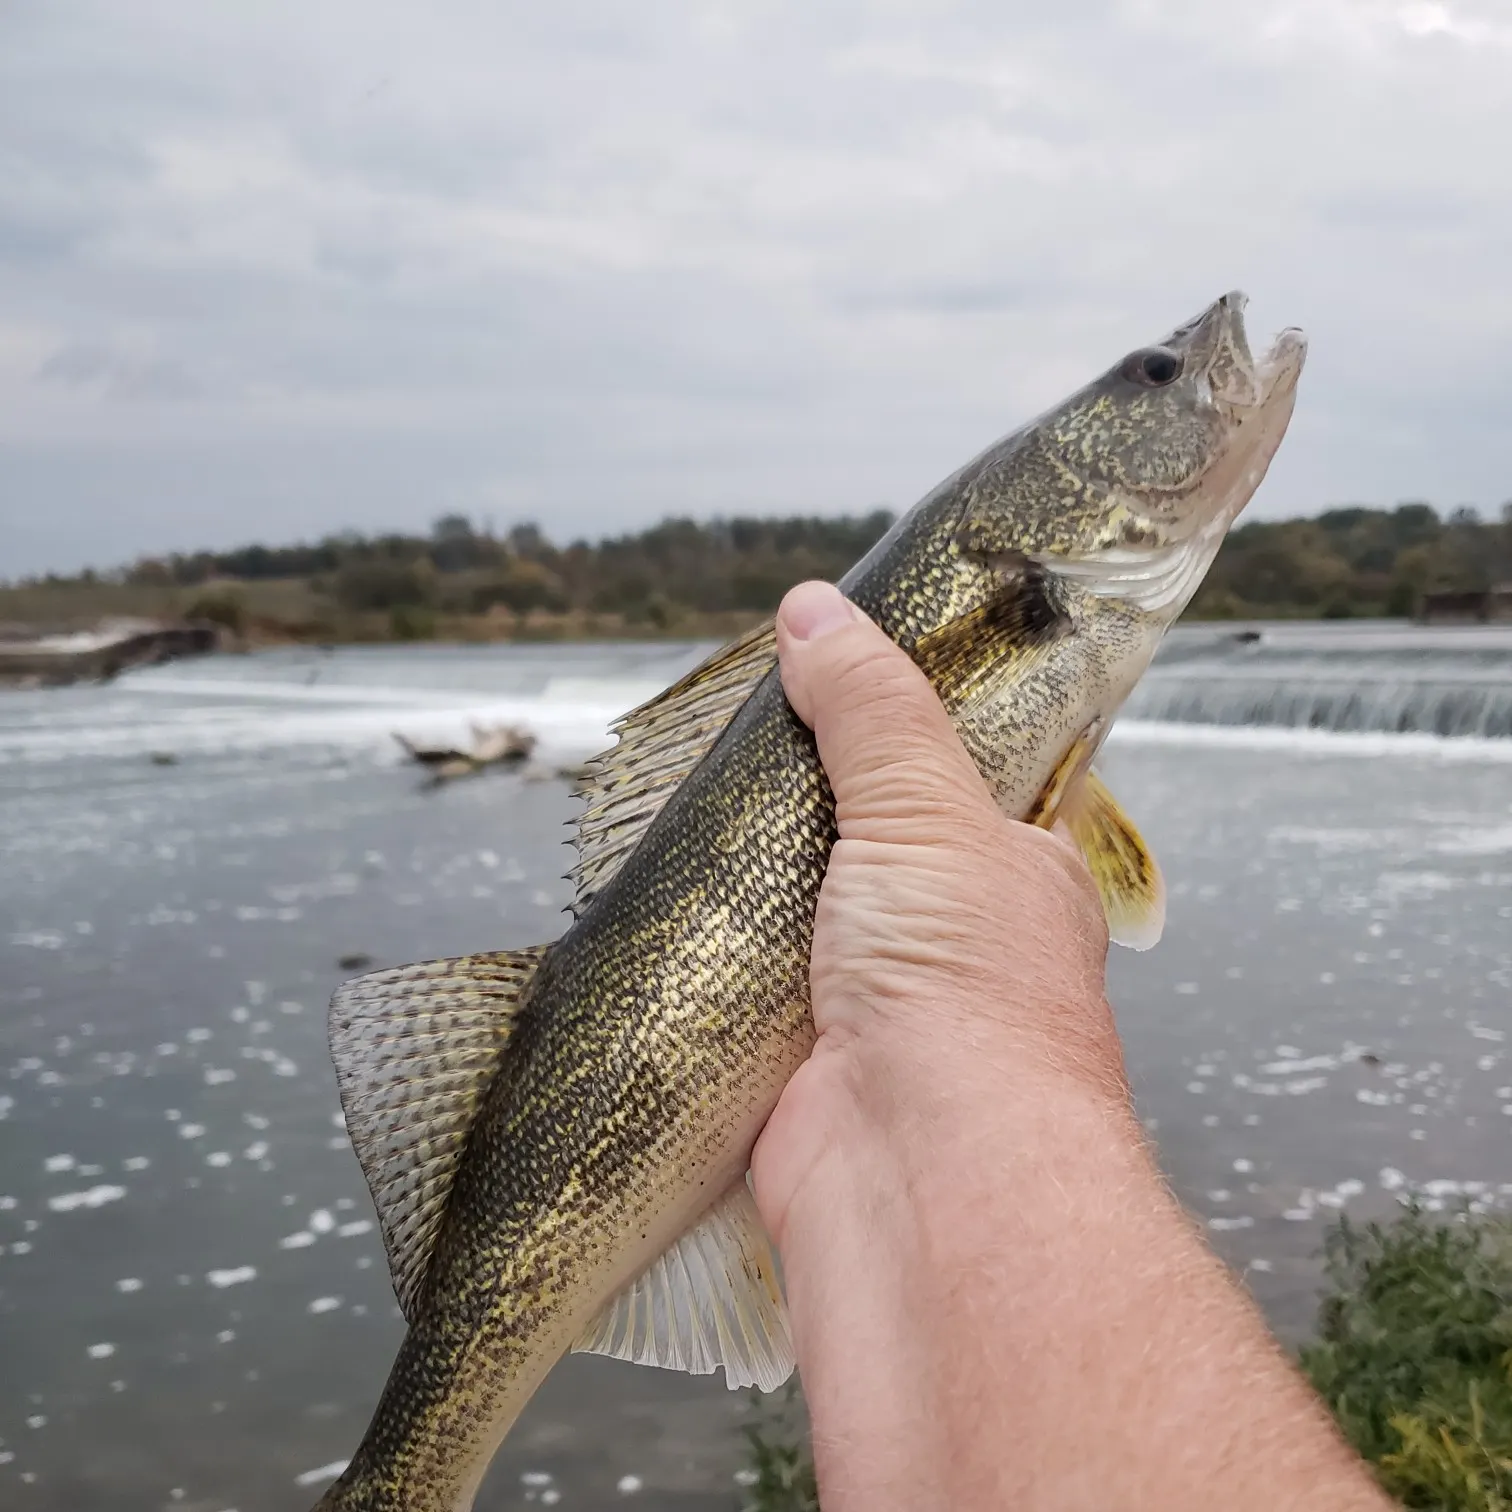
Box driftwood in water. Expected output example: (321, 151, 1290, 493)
(392, 722, 538, 781)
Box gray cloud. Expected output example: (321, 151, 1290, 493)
(2, 0, 1510, 576)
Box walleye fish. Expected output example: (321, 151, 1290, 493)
(316, 290, 1305, 1511)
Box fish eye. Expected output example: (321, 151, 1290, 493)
(1121, 347, 1185, 388)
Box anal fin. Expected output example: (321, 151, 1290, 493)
(329, 947, 549, 1320)
(573, 1178, 795, 1394)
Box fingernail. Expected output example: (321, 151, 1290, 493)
(780, 581, 857, 642)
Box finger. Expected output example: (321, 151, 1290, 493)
(775, 580, 997, 843)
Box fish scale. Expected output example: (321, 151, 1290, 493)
(315, 290, 1305, 1510)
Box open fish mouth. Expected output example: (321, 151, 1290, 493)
(1210, 289, 1307, 410)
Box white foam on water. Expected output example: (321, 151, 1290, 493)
(115, 1278, 143, 1293)
(1260, 1055, 1339, 1075)
(206, 1266, 257, 1288)
(307, 1296, 341, 1314)
(1111, 719, 1512, 763)
(294, 1461, 349, 1488)
(0, 663, 672, 764)
(10, 930, 65, 950)
(48, 1184, 126, 1212)
(86, 1343, 115, 1359)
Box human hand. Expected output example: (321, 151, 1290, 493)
(751, 578, 1131, 1252)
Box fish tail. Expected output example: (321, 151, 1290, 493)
(305, 1324, 539, 1512)
(308, 1452, 465, 1512)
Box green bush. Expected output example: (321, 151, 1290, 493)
(183, 588, 246, 635)
(388, 604, 435, 641)
(1301, 1205, 1512, 1509)
(331, 558, 435, 612)
(742, 1384, 819, 1512)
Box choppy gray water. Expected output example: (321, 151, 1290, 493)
(1, 627, 1510, 1510)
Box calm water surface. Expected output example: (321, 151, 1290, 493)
(1, 635, 1509, 1510)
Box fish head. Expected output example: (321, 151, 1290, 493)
(963, 290, 1306, 622)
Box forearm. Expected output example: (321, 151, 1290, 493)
(775, 1042, 1392, 1512)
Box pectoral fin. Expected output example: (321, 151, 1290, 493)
(910, 570, 1068, 711)
(574, 1178, 794, 1393)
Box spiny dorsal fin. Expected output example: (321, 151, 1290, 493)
(1060, 771, 1166, 951)
(570, 618, 777, 907)
(328, 947, 549, 1319)
(573, 1177, 794, 1393)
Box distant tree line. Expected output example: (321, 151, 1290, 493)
(16, 501, 1512, 628)
(1189, 501, 1512, 619)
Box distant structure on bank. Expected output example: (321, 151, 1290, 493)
(1417, 585, 1512, 624)
(0, 617, 222, 688)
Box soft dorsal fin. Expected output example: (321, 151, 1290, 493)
(328, 947, 549, 1319)
(570, 619, 777, 907)
(1059, 770, 1166, 950)
(574, 1177, 794, 1393)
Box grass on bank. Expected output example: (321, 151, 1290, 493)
(741, 1204, 1512, 1512)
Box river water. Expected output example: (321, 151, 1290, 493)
(2, 625, 1510, 1510)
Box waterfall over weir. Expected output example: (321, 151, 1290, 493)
(1128, 623, 1512, 739)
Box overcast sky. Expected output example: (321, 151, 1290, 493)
(2, 1, 1509, 578)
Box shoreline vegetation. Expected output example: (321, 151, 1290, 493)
(4, 502, 1512, 652)
(740, 1203, 1512, 1512)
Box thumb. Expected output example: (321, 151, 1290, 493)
(775, 580, 998, 844)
